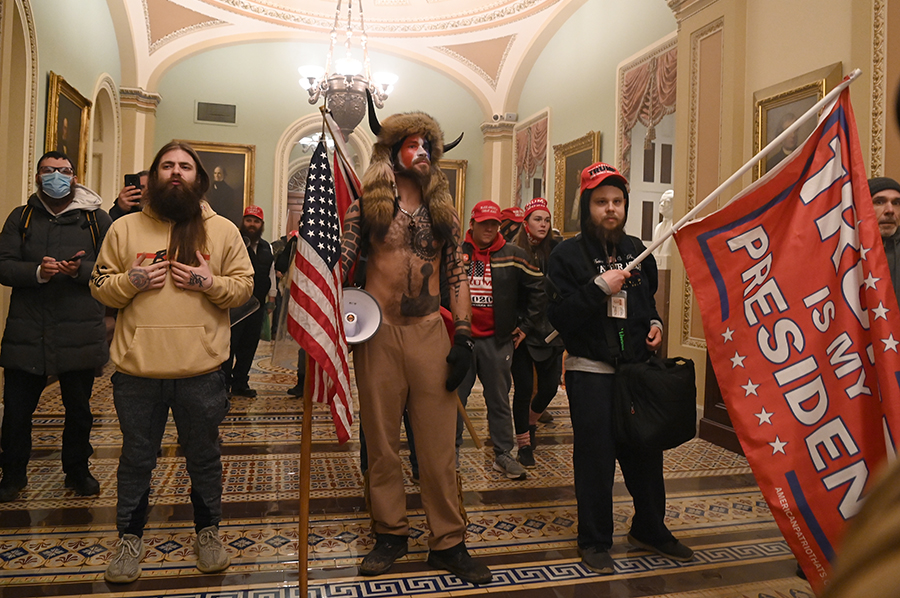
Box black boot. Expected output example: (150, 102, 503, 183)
(359, 533, 408, 576)
(427, 542, 492, 585)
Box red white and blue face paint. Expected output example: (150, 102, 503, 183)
(398, 135, 431, 171)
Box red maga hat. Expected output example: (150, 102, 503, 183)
(523, 197, 550, 220)
(500, 206, 525, 223)
(243, 205, 264, 221)
(471, 200, 502, 222)
(579, 162, 628, 196)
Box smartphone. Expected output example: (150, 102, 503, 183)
(124, 173, 142, 189)
(62, 252, 84, 262)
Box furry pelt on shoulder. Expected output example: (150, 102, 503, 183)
(361, 111, 457, 244)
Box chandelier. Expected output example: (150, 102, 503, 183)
(298, 0, 397, 140)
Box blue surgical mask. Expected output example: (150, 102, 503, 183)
(40, 171, 73, 199)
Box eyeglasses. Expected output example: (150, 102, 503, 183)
(38, 166, 74, 176)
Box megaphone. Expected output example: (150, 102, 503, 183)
(341, 287, 382, 344)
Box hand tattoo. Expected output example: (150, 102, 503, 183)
(188, 272, 208, 288)
(128, 269, 151, 291)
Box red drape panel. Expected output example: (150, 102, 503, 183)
(515, 117, 549, 206)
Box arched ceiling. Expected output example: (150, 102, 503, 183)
(110, 0, 590, 115)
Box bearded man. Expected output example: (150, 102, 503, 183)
(0, 151, 111, 502)
(91, 141, 253, 584)
(223, 205, 275, 397)
(546, 162, 693, 575)
(340, 110, 491, 584)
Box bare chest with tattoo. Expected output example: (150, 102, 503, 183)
(366, 208, 443, 323)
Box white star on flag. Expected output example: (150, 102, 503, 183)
(741, 380, 759, 396)
(872, 302, 889, 320)
(769, 436, 787, 455)
(883, 334, 899, 353)
(863, 272, 880, 289)
(755, 408, 774, 425)
(860, 245, 871, 260)
(730, 352, 746, 368)
(722, 328, 735, 342)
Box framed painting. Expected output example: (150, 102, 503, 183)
(553, 131, 602, 238)
(439, 158, 467, 222)
(176, 140, 256, 227)
(45, 72, 92, 181)
(753, 62, 842, 179)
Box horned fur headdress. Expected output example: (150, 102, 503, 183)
(362, 94, 463, 243)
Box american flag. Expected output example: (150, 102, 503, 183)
(286, 140, 353, 443)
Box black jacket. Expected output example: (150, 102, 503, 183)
(516, 236, 564, 361)
(461, 236, 546, 341)
(0, 190, 112, 375)
(247, 238, 273, 303)
(547, 233, 660, 365)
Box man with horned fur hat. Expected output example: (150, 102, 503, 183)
(341, 107, 491, 584)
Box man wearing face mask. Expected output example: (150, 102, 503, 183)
(0, 151, 112, 502)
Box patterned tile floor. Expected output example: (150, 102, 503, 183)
(0, 342, 813, 597)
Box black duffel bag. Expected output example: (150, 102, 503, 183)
(613, 356, 697, 450)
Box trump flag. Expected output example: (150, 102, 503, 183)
(675, 88, 900, 590)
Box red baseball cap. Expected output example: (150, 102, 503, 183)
(579, 162, 628, 196)
(500, 206, 525, 223)
(243, 205, 264, 221)
(523, 197, 550, 220)
(471, 200, 502, 222)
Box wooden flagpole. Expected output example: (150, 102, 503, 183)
(298, 354, 313, 593)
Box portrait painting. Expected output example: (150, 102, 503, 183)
(753, 63, 842, 179)
(176, 140, 256, 227)
(439, 159, 467, 223)
(45, 72, 92, 181)
(553, 131, 602, 238)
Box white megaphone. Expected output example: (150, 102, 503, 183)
(341, 287, 382, 344)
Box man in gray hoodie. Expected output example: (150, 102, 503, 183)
(0, 151, 111, 502)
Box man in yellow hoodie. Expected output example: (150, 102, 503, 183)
(90, 141, 253, 584)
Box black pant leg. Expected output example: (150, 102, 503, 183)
(58, 369, 97, 475)
(0, 369, 47, 481)
(510, 344, 535, 435)
(231, 307, 265, 388)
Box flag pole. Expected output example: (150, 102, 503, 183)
(623, 68, 863, 273)
(298, 353, 313, 593)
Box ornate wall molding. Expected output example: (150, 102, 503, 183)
(20, 0, 39, 196)
(480, 120, 515, 139)
(434, 35, 515, 91)
(870, 0, 886, 176)
(120, 87, 163, 114)
(680, 16, 723, 351)
(92, 74, 123, 195)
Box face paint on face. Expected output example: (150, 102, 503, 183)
(398, 135, 431, 173)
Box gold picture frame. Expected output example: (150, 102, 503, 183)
(45, 72, 92, 181)
(175, 140, 256, 227)
(553, 131, 602, 238)
(753, 62, 842, 180)
(439, 158, 467, 222)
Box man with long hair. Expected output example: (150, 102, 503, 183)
(547, 162, 693, 574)
(91, 141, 253, 583)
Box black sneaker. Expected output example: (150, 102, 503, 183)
(65, 471, 100, 496)
(517, 445, 535, 468)
(231, 385, 257, 398)
(359, 534, 408, 576)
(538, 410, 554, 424)
(0, 477, 26, 503)
(427, 542, 492, 585)
(627, 533, 694, 562)
(287, 383, 304, 397)
(578, 546, 615, 574)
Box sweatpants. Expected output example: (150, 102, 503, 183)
(111, 370, 230, 537)
(354, 317, 466, 551)
(456, 336, 515, 457)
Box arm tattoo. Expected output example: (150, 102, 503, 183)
(128, 268, 150, 291)
(444, 214, 472, 337)
(340, 201, 362, 282)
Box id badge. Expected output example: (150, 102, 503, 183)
(608, 290, 627, 319)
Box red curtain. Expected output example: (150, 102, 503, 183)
(619, 47, 677, 180)
(515, 117, 549, 206)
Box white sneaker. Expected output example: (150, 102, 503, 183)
(493, 452, 527, 480)
(105, 534, 145, 583)
(195, 526, 231, 573)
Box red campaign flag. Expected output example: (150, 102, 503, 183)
(287, 139, 353, 443)
(675, 88, 900, 591)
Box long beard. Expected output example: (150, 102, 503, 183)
(395, 160, 431, 190)
(147, 178, 202, 223)
(240, 225, 262, 243)
(586, 218, 625, 248)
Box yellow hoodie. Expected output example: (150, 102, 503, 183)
(90, 202, 253, 378)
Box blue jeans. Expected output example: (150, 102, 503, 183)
(111, 370, 230, 536)
(566, 369, 674, 550)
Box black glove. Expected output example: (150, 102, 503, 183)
(445, 333, 474, 391)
